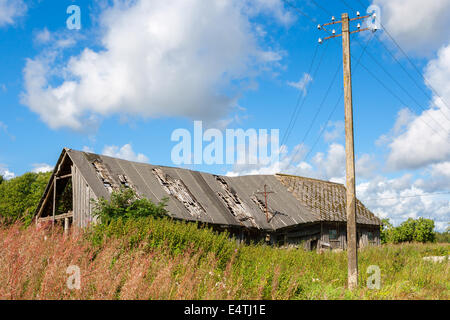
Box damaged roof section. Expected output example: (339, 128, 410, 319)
(153, 168, 205, 219)
(38, 149, 381, 231)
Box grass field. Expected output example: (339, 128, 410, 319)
(0, 217, 448, 300)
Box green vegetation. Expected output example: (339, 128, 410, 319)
(0, 175, 448, 299)
(381, 217, 436, 244)
(91, 188, 168, 224)
(0, 171, 51, 225)
(1, 217, 448, 300)
(435, 226, 450, 243)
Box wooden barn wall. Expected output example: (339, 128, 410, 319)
(273, 223, 321, 249)
(72, 165, 98, 228)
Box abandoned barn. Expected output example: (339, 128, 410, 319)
(35, 148, 381, 250)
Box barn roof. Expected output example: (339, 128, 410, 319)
(36, 148, 381, 230)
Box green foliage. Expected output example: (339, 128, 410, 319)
(0, 175, 4, 185)
(88, 216, 236, 269)
(380, 218, 393, 244)
(435, 229, 450, 243)
(91, 188, 169, 224)
(84, 217, 450, 299)
(0, 171, 51, 225)
(382, 217, 436, 244)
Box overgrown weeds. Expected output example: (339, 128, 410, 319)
(0, 219, 448, 300)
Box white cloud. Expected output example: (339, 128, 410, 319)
(383, 44, 450, 170)
(323, 120, 344, 142)
(82, 146, 94, 153)
(356, 154, 378, 179)
(31, 163, 53, 173)
(373, 0, 450, 54)
(415, 161, 450, 192)
(35, 28, 51, 44)
(225, 140, 448, 231)
(287, 73, 312, 96)
(357, 175, 450, 231)
(0, 0, 26, 27)
(22, 0, 290, 130)
(311, 143, 346, 181)
(0, 164, 14, 180)
(226, 142, 347, 182)
(102, 144, 149, 163)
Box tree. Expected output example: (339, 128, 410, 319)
(0, 171, 51, 225)
(381, 217, 436, 244)
(0, 175, 4, 185)
(412, 218, 435, 243)
(380, 218, 393, 244)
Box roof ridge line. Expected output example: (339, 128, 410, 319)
(275, 173, 344, 186)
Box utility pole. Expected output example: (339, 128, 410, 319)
(256, 184, 274, 223)
(318, 11, 375, 290)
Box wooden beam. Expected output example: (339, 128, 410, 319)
(52, 178, 56, 225)
(39, 211, 73, 223)
(56, 173, 72, 180)
(36, 179, 54, 221)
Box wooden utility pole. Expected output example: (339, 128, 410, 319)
(318, 12, 375, 290)
(341, 12, 358, 290)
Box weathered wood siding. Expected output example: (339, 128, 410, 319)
(72, 165, 97, 228)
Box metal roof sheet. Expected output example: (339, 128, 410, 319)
(63, 149, 380, 230)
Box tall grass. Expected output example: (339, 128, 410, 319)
(0, 218, 448, 300)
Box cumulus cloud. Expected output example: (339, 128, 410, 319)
(226, 142, 347, 182)
(31, 163, 53, 173)
(225, 139, 448, 230)
(383, 44, 450, 170)
(323, 120, 344, 142)
(0, 0, 27, 27)
(373, 0, 450, 54)
(0, 164, 14, 180)
(357, 175, 450, 231)
(102, 144, 149, 163)
(21, 0, 290, 130)
(287, 73, 312, 96)
(35, 28, 51, 44)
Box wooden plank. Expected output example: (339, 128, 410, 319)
(52, 178, 56, 224)
(56, 173, 72, 180)
(39, 211, 73, 222)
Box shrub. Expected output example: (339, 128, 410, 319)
(91, 188, 168, 224)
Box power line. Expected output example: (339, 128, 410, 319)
(338, 0, 450, 131)
(345, 0, 450, 122)
(282, 0, 317, 24)
(310, 0, 333, 17)
(281, 41, 331, 147)
(302, 32, 375, 163)
(379, 23, 450, 122)
(353, 57, 450, 142)
(351, 38, 450, 135)
(363, 191, 450, 202)
(281, 44, 320, 147)
(298, 60, 342, 151)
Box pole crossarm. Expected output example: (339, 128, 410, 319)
(318, 13, 375, 43)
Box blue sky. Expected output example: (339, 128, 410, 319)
(0, 0, 449, 230)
